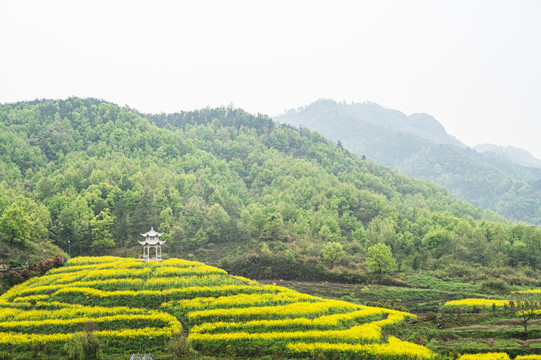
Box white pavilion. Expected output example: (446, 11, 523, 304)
(139, 227, 166, 261)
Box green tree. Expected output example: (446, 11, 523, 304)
(0, 203, 31, 246)
(58, 197, 93, 255)
(192, 228, 209, 247)
(321, 241, 345, 269)
(366, 217, 396, 247)
(240, 207, 256, 236)
(352, 226, 367, 245)
(89, 209, 115, 254)
(264, 212, 285, 239)
(206, 203, 230, 242)
(14, 197, 51, 242)
(159, 207, 175, 234)
(424, 229, 453, 258)
(367, 243, 396, 274)
(318, 225, 333, 242)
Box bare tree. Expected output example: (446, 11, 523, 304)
(513, 291, 541, 338)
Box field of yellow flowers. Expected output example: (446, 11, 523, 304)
(0, 256, 435, 359)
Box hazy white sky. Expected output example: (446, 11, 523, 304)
(2, 1, 541, 158)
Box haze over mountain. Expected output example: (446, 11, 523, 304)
(276, 99, 541, 225)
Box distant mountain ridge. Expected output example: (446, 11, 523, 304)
(347, 101, 464, 147)
(277, 100, 464, 167)
(276, 99, 541, 225)
(287, 99, 463, 143)
(474, 143, 541, 169)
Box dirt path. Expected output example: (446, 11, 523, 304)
(438, 337, 541, 347)
(496, 318, 541, 325)
(441, 324, 521, 331)
(441, 323, 541, 331)
(180, 317, 189, 337)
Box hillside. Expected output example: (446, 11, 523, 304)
(0, 98, 540, 284)
(276, 99, 541, 225)
(0, 256, 432, 359)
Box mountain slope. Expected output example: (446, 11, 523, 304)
(0, 98, 539, 281)
(276, 99, 541, 225)
(397, 144, 541, 222)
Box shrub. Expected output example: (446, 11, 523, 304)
(39, 259, 53, 274)
(7, 271, 23, 285)
(81, 333, 102, 360)
(65, 333, 84, 360)
(32, 343, 41, 358)
(167, 333, 192, 360)
(20, 267, 29, 280)
(479, 279, 511, 294)
(52, 254, 64, 267)
(44, 343, 53, 355)
(365, 301, 384, 308)
(64, 331, 102, 360)
(225, 344, 237, 358)
(83, 321, 98, 334)
(425, 312, 438, 321)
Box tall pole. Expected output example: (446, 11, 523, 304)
(68, 240, 71, 260)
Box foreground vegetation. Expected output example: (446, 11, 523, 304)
(0, 256, 539, 359)
(0, 256, 433, 359)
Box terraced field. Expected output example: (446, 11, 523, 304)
(426, 297, 541, 357)
(0, 256, 433, 359)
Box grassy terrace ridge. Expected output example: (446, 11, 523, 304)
(0, 256, 433, 360)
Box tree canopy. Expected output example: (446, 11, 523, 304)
(367, 243, 396, 274)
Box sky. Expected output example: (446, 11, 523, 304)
(2, 0, 541, 158)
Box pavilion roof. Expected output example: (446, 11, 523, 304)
(140, 226, 163, 238)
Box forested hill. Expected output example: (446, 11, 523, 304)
(0, 98, 539, 282)
(276, 99, 541, 225)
